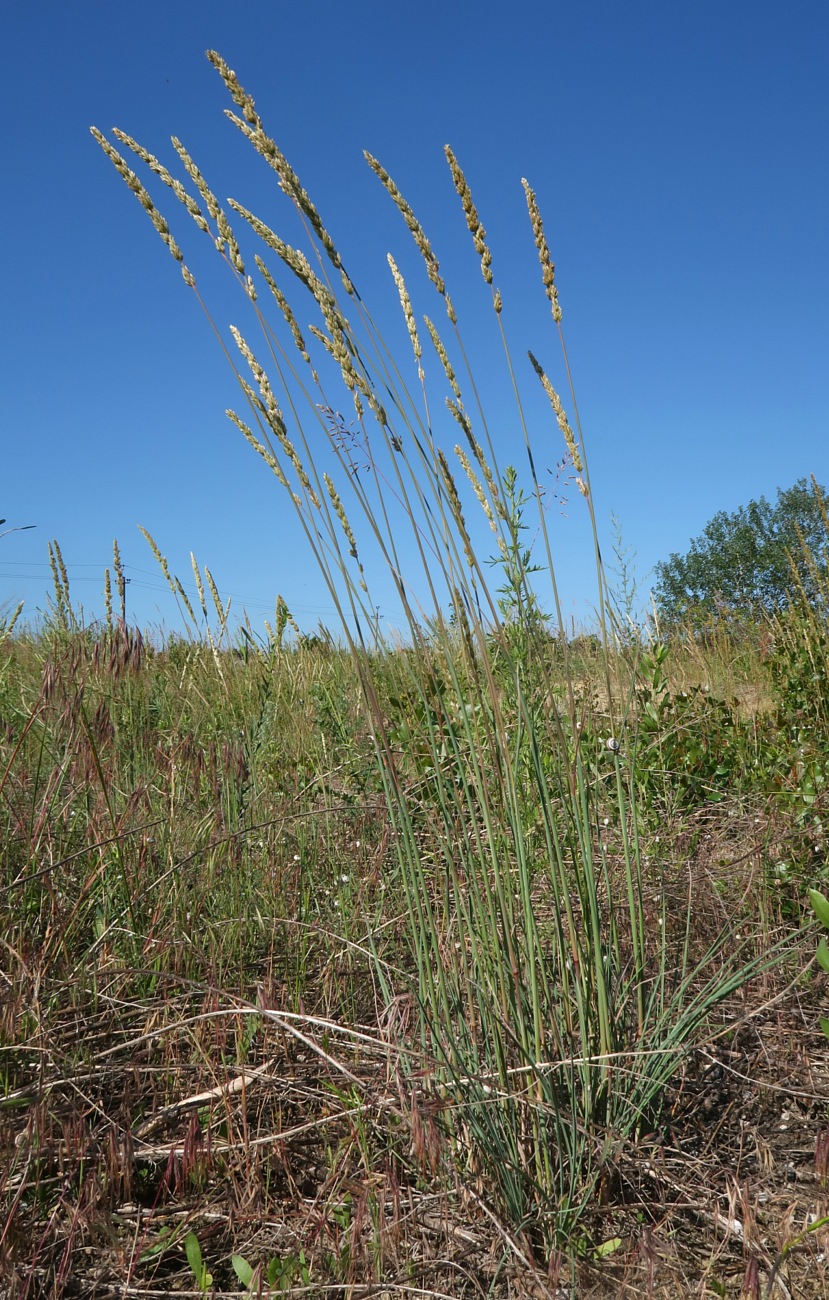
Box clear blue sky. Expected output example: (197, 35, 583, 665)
(3, 1, 827, 637)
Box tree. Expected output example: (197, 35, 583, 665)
(653, 477, 828, 624)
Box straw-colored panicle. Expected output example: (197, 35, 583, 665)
(255, 249, 384, 426)
(0, 602, 23, 642)
(235, 377, 266, 421)
(103, 567, 113, 630)
(527, 351, 582, 472)
(424, 317, 462, 403)
(111, 130, 211, 237)
(139, 525, 196, 616)
(90, 128, 194, 286)
(112, 539, 127, 619)
(170, 138, 246, 274)
(174, 576, 197, 625)
(388, 255, 423, 378)
(230, 328, 321, 507)
(308, 325, 339, 363)
(308, 323, 386, 428)
(48, 542, 65, 617)
(437, 450, 475, 569)
(206, 51, 352, 294)
(138, 527, 176, 591)
(521, 178, 561, 324)
(229, 202, 345, 338)
(255, 257, 313, 369)
(365, 153, 456, 324)
(444, 146, 501, 314)
(190, 553, 208, 620)
(55, 540, 69, 594)
(226, 409, 290, 490)
(274, 594, 300, 644)
(365, 392, 387, 428)
(323, 474, 359, 559)
(324, 474, 367, 589)
(230, 327, 287, 430)
(455, 445, 504, 552)
(205, 566, 229, 627)
(307, 320, 362, 417)
(448, 412, 505, 523)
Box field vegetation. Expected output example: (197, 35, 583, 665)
(2, 51, 829, 1297)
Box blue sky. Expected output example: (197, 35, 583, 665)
(2, 1, 827, 637)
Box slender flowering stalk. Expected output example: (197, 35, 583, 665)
(171, 138, 245, 273)
(230, 327, 321, 507)
(112, 539, 126, 621)
(447, 408, 505, 520)
(229, 204, 378, 416)
(444, 400, 504, 525)
(112, 130, 211, 237)
(229, 202, 333, 309)
(255, 257, 313, 368)
(365, 152, 456, 323)
(444, 145, 501, 315)
(324, 474, 368, 590)
(191, 552, 208, 621)
(527, 351, 582, 471)
(226, 409, 290, 489)
(236, 377, 267, 419)
(444, 145, 492, 283)
(424, 317, 462, 402)
(455, 445, 504, 549)
(323, 474, 359, 560)
(307, 325, 339, 361)
(173, 576, 197, 625)
(91, 128, 194, 285)
(204, 566, 228, 628)
(274, 593, 300, 643)
(522, 178, 561, 324)
(138, 528, 172, 585)
(437, 449, 475, 569)
(103, 567, 113, 630)
(206, 50, 352, 293)
(388, 255, 423, 377)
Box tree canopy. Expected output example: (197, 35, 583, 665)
(653, 477, 828, 624)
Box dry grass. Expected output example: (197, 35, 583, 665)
(1, 623, 827, 1297)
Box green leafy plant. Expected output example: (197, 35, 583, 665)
(232, 1249, 310, 1293)
(809, 887, 829, 1040)
(630, 641, 747, 813)
(184, 1231, 214, 1293)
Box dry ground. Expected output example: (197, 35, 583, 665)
(3, 813, 828, 1300)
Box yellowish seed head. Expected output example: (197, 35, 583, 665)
(206, 51, 351, 292)
(527, 351, 582, 471)
(444, 145, 496, 298)
(91, 128, 184, 265)
(365, 152, 447, 299)
(388, 254, 422, 367)
(522, 178, 562, 324)
(425, 317, 462, 402)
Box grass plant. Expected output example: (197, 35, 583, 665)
(2, 51, 829, 1297)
